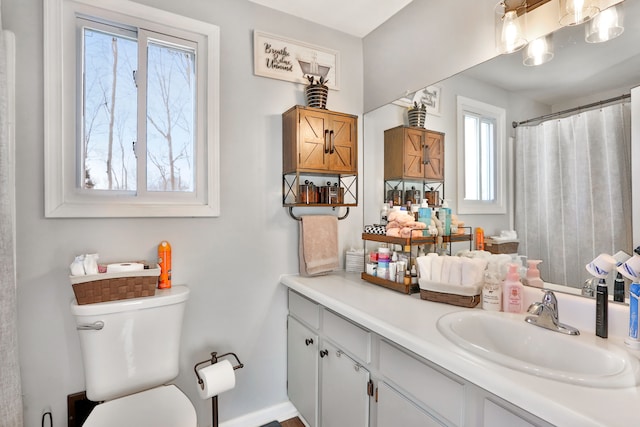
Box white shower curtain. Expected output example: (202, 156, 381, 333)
(0, 2, 23, 424)
(514, 102, 632, 289)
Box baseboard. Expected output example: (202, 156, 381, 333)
(219, 401, 300, 427)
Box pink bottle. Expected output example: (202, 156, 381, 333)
(503, 263, 524, 313)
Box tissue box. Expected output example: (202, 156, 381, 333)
(418, 280, 482, 308)
(484, 238, 519, 254)
(70, 265, 160, 305)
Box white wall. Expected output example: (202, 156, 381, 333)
(3, 0, 363, 425)
(363, 0, 499, 112)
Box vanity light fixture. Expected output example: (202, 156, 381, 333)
(559, 0, 599, 26)
(523, 33, 554, 66)
(585, 3, 624, 43)
(495, 0, 528, 54)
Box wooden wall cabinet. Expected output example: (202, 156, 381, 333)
(282, 105, 358, 207)
(384, 126, 444, 181)
(283, 105, 357, 175)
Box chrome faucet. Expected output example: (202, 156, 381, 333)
(525, 290, 580, 335)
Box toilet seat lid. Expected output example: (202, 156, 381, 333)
(83, 384, 196, 427)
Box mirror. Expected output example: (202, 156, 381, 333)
(363, 0, 639, 294)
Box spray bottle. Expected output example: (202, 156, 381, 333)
(158, 241, 172, 289)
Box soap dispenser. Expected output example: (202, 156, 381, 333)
(526, 260, 544, 288)
(503, 263, 524, 313)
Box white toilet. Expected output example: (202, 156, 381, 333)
(70, 285, 197, 427)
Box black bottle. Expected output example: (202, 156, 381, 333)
(596, 278, 608, 338)
(614, 272, 625, 303)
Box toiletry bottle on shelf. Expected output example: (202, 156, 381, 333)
(410, 264, 418, 286)
(380, 203, 389, 226)
(526, 260, 544, 288)
(614, 272, 625, 302)
(475, 227, 484, 251)
(418, 199, 431, 236)
(502, 263, 524, 313)
(404, 269, 411, 286)
(158, 240, 172, 289)
(441, 200, 452, 236)
(596, 278, 608, 338)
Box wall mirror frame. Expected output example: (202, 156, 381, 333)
(363, 0, 638, 298)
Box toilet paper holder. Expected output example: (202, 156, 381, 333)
(193, 351, 244, 391)
(193, 351, 244, 427)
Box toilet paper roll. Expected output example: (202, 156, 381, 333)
(197, 359, 236, 400)
(106, 262, 145, 273)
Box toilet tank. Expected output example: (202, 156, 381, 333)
(70, 286, 190, 401)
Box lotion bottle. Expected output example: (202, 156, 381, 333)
(502, 263, 524, 313)
(482, 272, 502, 311)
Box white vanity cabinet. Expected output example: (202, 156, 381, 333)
(378, 340, 464, 426)
(320, 340, 370, 427)
(287, 315, 319, 427)
(376, 381, 444, 427)
(286, 287, 555, 427)
(287, 291, 372, 427)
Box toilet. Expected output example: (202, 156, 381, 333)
(70, 285, 197, 426)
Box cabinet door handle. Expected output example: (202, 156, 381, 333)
(319, 349, 329, 358)
(324, 129, 330, 154)
(305, 338, 314, 346)
(424, 143, 430, 165)
(329, 130, 335, 154)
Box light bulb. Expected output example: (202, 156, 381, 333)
(585, 4, 624, 43)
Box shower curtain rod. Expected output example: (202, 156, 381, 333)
(512, 93, 631, 128)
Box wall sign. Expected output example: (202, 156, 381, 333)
(393, 85, 442, 116)
(253, 30, 340, 90)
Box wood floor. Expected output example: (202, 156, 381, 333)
(280, 417, 305, 427)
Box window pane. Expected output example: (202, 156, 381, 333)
(480, 119, 495, 201)
(464, 114, 479, 200)
(146, 41, 196, 192)
(82, 27, 138, 191)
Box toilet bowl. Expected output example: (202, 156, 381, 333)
(83, 384, 196, 427)
(71, 285, 196, 426)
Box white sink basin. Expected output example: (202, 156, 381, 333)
(437, 310, 640, 388)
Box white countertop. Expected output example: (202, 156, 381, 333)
(281, 272, 640, 427)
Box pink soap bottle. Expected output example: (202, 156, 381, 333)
(503, 263, 524, 313)
(526, 260, 544, 288)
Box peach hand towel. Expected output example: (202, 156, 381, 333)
(299, 215, 339, 276)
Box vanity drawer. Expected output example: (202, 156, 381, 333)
(322, 309, 371, 363)
(288, 290, 320, 330)
(379, 340, 464, 427)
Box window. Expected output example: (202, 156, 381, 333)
(456, 96, 506, 214)
(44, 0, 220, 217)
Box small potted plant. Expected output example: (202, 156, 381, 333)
(305, 75, 329, 109)
(408, 101, 426, 127)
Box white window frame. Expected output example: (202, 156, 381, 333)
(456, 96, 506, 215)
(44, 0, 220, 217)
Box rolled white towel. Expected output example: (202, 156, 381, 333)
(447, 256, 462, 285)
(440, 256, 453, 284)
(431, 255, 444, 282)
(416, 255, 433, 282)
(461, 257, 489, 286)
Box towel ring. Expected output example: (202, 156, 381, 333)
(288, 206, 350, 221)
